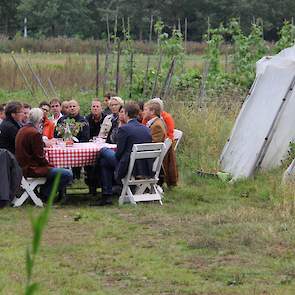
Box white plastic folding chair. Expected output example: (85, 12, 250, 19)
(173, 129, 183, 151)
(119, 143, 166, 205)
(12, 177, 46, 207)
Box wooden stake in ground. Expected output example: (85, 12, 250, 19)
(142, 15, 154, 96)
(151, 51, 163, 98)
(48, 77, 58, 97)
(198, 60, 209, 107)
(129, 52, 134, 99)
(160, 57, 176, 99)
(115, 41, 121, 94)
(11, 55, 34, 96)
(102, 44, 109, 95)
(95, 47, 99, 97)
(143, 56, 151, 97)
(27, 62, 49, 97)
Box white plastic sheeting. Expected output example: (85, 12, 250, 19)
(220, 46, 295, 179)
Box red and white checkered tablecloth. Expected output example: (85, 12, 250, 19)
(45, 142, 116, 168)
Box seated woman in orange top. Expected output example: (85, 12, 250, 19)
(39, 101, 55, 139)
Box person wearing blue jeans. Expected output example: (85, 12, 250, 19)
(15, 108, 74, 203)
(42, 167, 73, 200)
(99, 147, 118, 197)
(93, 102, 152, 206)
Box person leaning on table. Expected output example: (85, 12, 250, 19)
(15, 108, 73, 202)
(55, 99, 90, 180)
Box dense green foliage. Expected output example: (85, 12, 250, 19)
(2, 0, 295, 41)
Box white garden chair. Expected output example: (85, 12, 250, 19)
(173, 129, 183, 151)
(12, 177, 46, 207)
(119, 143, 166, 205)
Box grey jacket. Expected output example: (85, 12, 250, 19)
(0, 149, 22, 201)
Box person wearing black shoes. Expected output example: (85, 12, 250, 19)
(85, 99, 105, 195)
(91, 102, 152, 206)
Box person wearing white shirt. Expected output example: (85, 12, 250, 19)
(49, 97, 63, 125)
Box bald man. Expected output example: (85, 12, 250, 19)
(55, 99, 90, 142)
(54, 100, 90, 180)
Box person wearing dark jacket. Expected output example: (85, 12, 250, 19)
(85, 99, 105, 194)
(0, 101, 23, 154)
(92, 102, 152, 206)
(55, 99, 90, 142)
(85, 99, 104, 139)
(55, 99, 90, 180)
(0, 148, 22, 208)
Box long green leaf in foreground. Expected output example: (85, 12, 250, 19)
(25, 173, 61, 295)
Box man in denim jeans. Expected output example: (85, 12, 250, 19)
(92, 102, 152, 206)
(16, 108, 73, 202)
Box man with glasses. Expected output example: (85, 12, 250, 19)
(39, 101, 55, 140)
(0, 101, 23, 154)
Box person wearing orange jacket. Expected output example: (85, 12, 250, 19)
(39, 101, 55, 140)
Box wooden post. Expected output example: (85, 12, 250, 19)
(11, 55, 34, 96)
(27, 63, 49, 97)
(143, 16, 154, 96)
(143, 56, 150, 96)
(48, 77, 58, 97)
(178, 18, 181, 32)
(163, 65, 175, 100)
(115, 41, 121, 94)
(198, 61, 209, 107)
(129, 52, 134, 99)
(95, 46, 99, 97)
(151, 51, 163, 98)
(160, 57, 176, 99)
(103, 44, 109, 95)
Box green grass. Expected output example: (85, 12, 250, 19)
(0, 51, 294, 294)
(1, 170, 295, 294)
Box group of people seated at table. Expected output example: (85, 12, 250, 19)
(0, 93, 178, 207)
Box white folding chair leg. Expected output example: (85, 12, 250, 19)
(13, 177, 45, 208)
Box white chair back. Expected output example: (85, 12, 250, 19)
(119, 143, 166, 205)
(173, 129, 183, 151)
